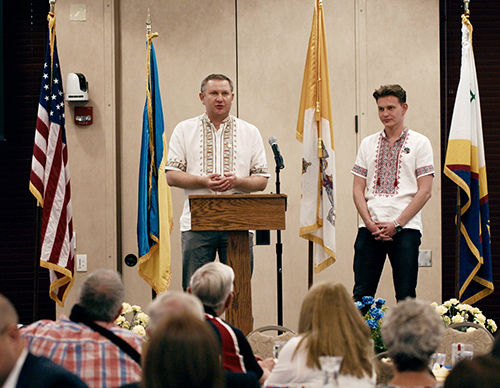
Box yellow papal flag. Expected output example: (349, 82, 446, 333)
(297, 0, 336, 272)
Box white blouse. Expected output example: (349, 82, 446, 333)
(264, 336, 376, 388)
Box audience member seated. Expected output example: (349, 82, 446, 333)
(142, 313, 224, 388)
(265, 281, 375, 388)
(21, 269, 143, 388)
(377, 298, 444, 388)
(146, 290, 205, 336)
(119, 290, 206, 388)
(120, 290, 259, 388)
(188, 262, 274, 385)
(443, 354, 500, 388)
(0, 294, 89, 388)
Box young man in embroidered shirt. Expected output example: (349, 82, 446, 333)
(165, 74, 270, 290)
(351, 84, 434, 302)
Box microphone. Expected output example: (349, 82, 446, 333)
(268, 137, 284, 170)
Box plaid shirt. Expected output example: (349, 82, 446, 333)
(21, 315, 143, 388)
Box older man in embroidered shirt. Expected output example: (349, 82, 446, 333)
(351, 84, 434, 302)
(165, 73, 270, 289)
(21, 269, 143, 388)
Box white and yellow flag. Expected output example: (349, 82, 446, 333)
(297, 0, 335, 272)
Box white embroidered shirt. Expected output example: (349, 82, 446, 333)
(351, 128, 434, 232)
(166, 113, 270, 231)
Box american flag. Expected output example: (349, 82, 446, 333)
(29, 25, 74, 307)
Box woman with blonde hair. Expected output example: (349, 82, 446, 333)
(264, 281, 375, 387)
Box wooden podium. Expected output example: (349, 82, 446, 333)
(189, 194, 286, 335)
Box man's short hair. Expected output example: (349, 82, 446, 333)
(200, 74, 234, 93)
(189, 262, 234, 313)
(78, 269, 125, 322)
(147, 291, 204, 333)
(373, 84, 407, 104)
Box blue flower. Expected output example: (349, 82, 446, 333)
(356, 296, 387, 352)
(375, 298, 386, 307)
(369, 307, 385, 321)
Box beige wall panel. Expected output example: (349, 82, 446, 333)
(118, 1, 237, 308)
(238, 0, 358, 330)
(358, 0, 441, 307)
(54, 0, 118, 314)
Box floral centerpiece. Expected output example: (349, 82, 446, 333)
(355, 296, 388, 353)
(431, 298, 497, 334)
(114, 302, 149, 337)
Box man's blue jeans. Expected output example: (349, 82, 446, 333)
(353, 227, 421, 302)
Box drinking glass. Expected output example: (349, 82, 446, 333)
(319, 355, 343, 387)
(430, 352, 446, 370)
(451, 343, 473, 366)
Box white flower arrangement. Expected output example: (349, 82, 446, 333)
(431, 298, 497, 334)
(114, 302, 149, 337)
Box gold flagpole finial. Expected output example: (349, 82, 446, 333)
(49, 0, 56, 13)
(463, 0, 470, 16)
(146, 9, 152, 35)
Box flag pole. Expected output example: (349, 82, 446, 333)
(301, 0, 336, 287)
(138, 7, 173, 294)
(32, 0, 58, 322)
(454, 0, 470, 300)
(146, 9, 151, 35)
(315, 0, 323, 159)
(454, 187, 461, 299)
(446, 0, 493, 303)
(33, 203, 41, 322)
(145, 10, 158, 299)
(463, 0, 470, 14)
(308, 0, 323, 289)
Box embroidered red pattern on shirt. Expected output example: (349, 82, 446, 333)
(416, 165, 434, 177)
(372, 129, 409, 196)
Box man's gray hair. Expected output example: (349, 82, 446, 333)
(78, 269, 125, 322)
(147, 291, 204, 334)
(382, 298, 444, 370)
(189, 262, 234, 313)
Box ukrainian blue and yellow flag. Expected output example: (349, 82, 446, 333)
(137, 35, 173, 294)
(444, 13, 493, 304)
